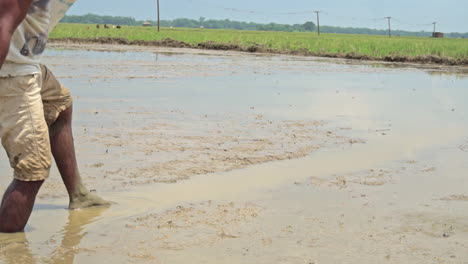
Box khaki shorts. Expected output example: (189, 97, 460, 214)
(0, 65, 72, 181)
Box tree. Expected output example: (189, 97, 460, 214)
(59, 14, 467, 37)
(303, 21, 315, 31)
(199, 17, 206, 27)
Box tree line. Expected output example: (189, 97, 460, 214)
(61, 14, 468, 38)
(61, 14, 316, 32)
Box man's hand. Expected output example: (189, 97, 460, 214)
(0, 0, 33, 69)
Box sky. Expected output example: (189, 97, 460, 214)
(68, 0, 468, 33)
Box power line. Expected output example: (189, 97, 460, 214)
(181, 0, 316, 15)
(169, 0, 446, 33)
(323, 13, 387, 22)
(392, 18, 433, 27)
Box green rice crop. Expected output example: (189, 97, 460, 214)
(50, 23, 468, 60)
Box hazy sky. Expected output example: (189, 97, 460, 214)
(68, 0, 468, 32)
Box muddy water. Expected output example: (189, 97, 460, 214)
(0, 45, 468, 263)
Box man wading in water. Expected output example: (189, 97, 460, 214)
(0, 0, 109, 233)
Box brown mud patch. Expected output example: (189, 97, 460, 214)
(459, 141, 468, 152)
(38, 108, 362, 199)
(441, 195, 468, 202)
(126, 201, 263, 251)
(299, 159, 437, 189)
(398, 212, 468, 239)
(49, 37, 468, 66)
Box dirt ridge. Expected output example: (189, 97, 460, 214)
(49, 37, 468, 66)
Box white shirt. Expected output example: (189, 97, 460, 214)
(0, 0, 76, 77)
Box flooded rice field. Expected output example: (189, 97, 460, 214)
(0, 43, 468, 263)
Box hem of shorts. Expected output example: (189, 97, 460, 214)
(44, 98, 73, 126)
(13, 169, 50, 182)
(56, 97, 74, 115)
(63, 98, 73, 110)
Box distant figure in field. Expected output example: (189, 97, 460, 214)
(116, 25, 122, 29)
(96, 24, 100, 29)
(104, 24, 109, 29)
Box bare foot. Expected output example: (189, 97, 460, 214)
(69, 191, 111, 210)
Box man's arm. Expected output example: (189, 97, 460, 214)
(0, 0, 33, 69)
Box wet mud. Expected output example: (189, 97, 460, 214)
(39, 109, 358, 199)
(0, 45, 467, 263)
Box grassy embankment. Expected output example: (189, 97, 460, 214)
(50, 23, 468, 64)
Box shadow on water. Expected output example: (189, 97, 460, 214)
(33, 204, 68, 211)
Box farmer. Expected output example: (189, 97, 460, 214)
(0, 0, 109, 233)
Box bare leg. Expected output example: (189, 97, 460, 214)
(0, 180, 43, 233)
(49, 106, 109, 210)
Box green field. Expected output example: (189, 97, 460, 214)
(50, 23, 468, 63)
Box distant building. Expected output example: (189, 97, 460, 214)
(143, 21, 152, 27)
(432, 32, 444, 38)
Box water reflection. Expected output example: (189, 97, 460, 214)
(0, 233, 35, 264)
(425, 69, 468, 79)
(0, 206, 108, 264)
(47, 206, 108, 264)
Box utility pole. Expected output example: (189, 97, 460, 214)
(432, 22, 437, 33)
(314, 11, 321, 36)
(157, 0, 160, 32)
(385, 17, 392, 37)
